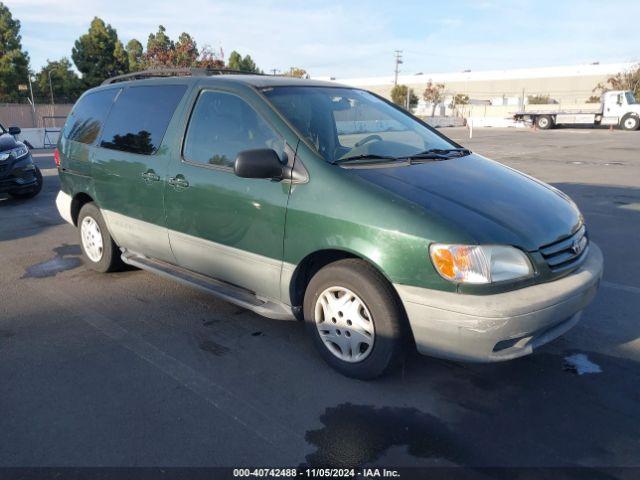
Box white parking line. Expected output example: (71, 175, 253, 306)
(602, 281, 640, 295)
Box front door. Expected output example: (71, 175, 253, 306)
(604, 91, 625, 120)
(164, 88, 291, 301)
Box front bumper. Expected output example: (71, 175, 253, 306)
(396, 242, 603, 362)
(0, 154, 38, 194)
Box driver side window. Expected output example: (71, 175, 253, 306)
(183, 90, 284, 168)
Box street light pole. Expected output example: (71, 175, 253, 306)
(27, 74, 36, 128)
(48, 70, 55, 106)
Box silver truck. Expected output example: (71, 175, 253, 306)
(514, 90, 640, 131)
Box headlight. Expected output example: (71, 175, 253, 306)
(429, 244, 533, 284)
(11, 145, 29, 159)
(0, 145, 29, 161)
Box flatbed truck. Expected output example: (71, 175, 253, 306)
(514, 90, 640, 130)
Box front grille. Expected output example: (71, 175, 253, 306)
(540, 225, 588, 272)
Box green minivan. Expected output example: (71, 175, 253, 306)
(56, 71, 603, 379)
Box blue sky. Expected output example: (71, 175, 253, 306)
(6, 0, 640, 78)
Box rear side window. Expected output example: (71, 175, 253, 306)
(183, 90, 284, 168)
(100, 85, 187, 155)
(63, 89, 118, 144)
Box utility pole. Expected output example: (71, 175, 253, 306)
(270, 68, 279, 76)
(47, 70, 55, 106)
(393, 50, 403, 85)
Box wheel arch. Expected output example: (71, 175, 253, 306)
(70, 192, 95, 226)
(287, 248, 404, 319)
(621, 112, 640, 130)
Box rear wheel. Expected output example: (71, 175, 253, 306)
(535, 115, 553, 130)
(303, 259, 406, 379)
(621, 114, 640, 131)
(77, 202, 124, 273)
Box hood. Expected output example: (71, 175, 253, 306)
(349, 154, 582, 251)
(0, 133, 19, 152)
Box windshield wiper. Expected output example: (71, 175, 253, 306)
(406, 148, 472, 162)
(334, 148, 471, 165)
(333, 154, 403, 164)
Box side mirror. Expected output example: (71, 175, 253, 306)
(8, 126, 21, 136)
(234, 148, 283, 180)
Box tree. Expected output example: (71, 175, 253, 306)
(451, 93, 469, 107)
(144, 25, 174, 68)
(0, 2, 30, 102)
(126, 39, 144, 72)
(227, 51, 243, 70)
(239, 54, 260, 73)
(390, 84, 418, 109)
(422, 80, 445, 116)
(72, 17, 128, 87)
(174, 33, 198, 68)
(586, 95, 601, 104)
(593, 64, 640, 99)
(113, 39, 128, 72)
(285, 67, 309, 78)
(227, 50, 261, 73)
(35, 58, 82, 103)
(143, 27, 209, 69)
(527, 94, 555, 105)
(194, 45, 224, 69)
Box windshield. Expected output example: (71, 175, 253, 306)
(625, 92, 637, 105)
(262, 86, 457, 163)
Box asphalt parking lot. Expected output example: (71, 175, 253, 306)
(1, 127, 639, 471)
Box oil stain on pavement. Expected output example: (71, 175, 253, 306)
(303, 351, 640, 469)
(199, 339, 230, 357)
(0, 329, 15, 338)
(304, 404, 465, 467)
(22, 244, 82, 278)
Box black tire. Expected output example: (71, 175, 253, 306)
(535, 115, 553, 130)
(620, 114, 640, 131)
(77, 202, 124, 273)
(303, 259, 407, 379)
(9, 166, 43, 199)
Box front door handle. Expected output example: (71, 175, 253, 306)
(169, 176, 189, 189)
(141, 170, 160, 182)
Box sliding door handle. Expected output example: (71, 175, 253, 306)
(169, 176, 189, 189)
(141, 170, 160, 182)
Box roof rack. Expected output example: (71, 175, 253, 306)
(101, 67, 265, 85)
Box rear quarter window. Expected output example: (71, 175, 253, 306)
(63, 89, 119, 144)
(99, 85, 187, 155)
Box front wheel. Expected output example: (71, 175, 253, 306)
(621, 114, 640, 131)
(303, 259, 406, 379)
(77, 202, 124, 273)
